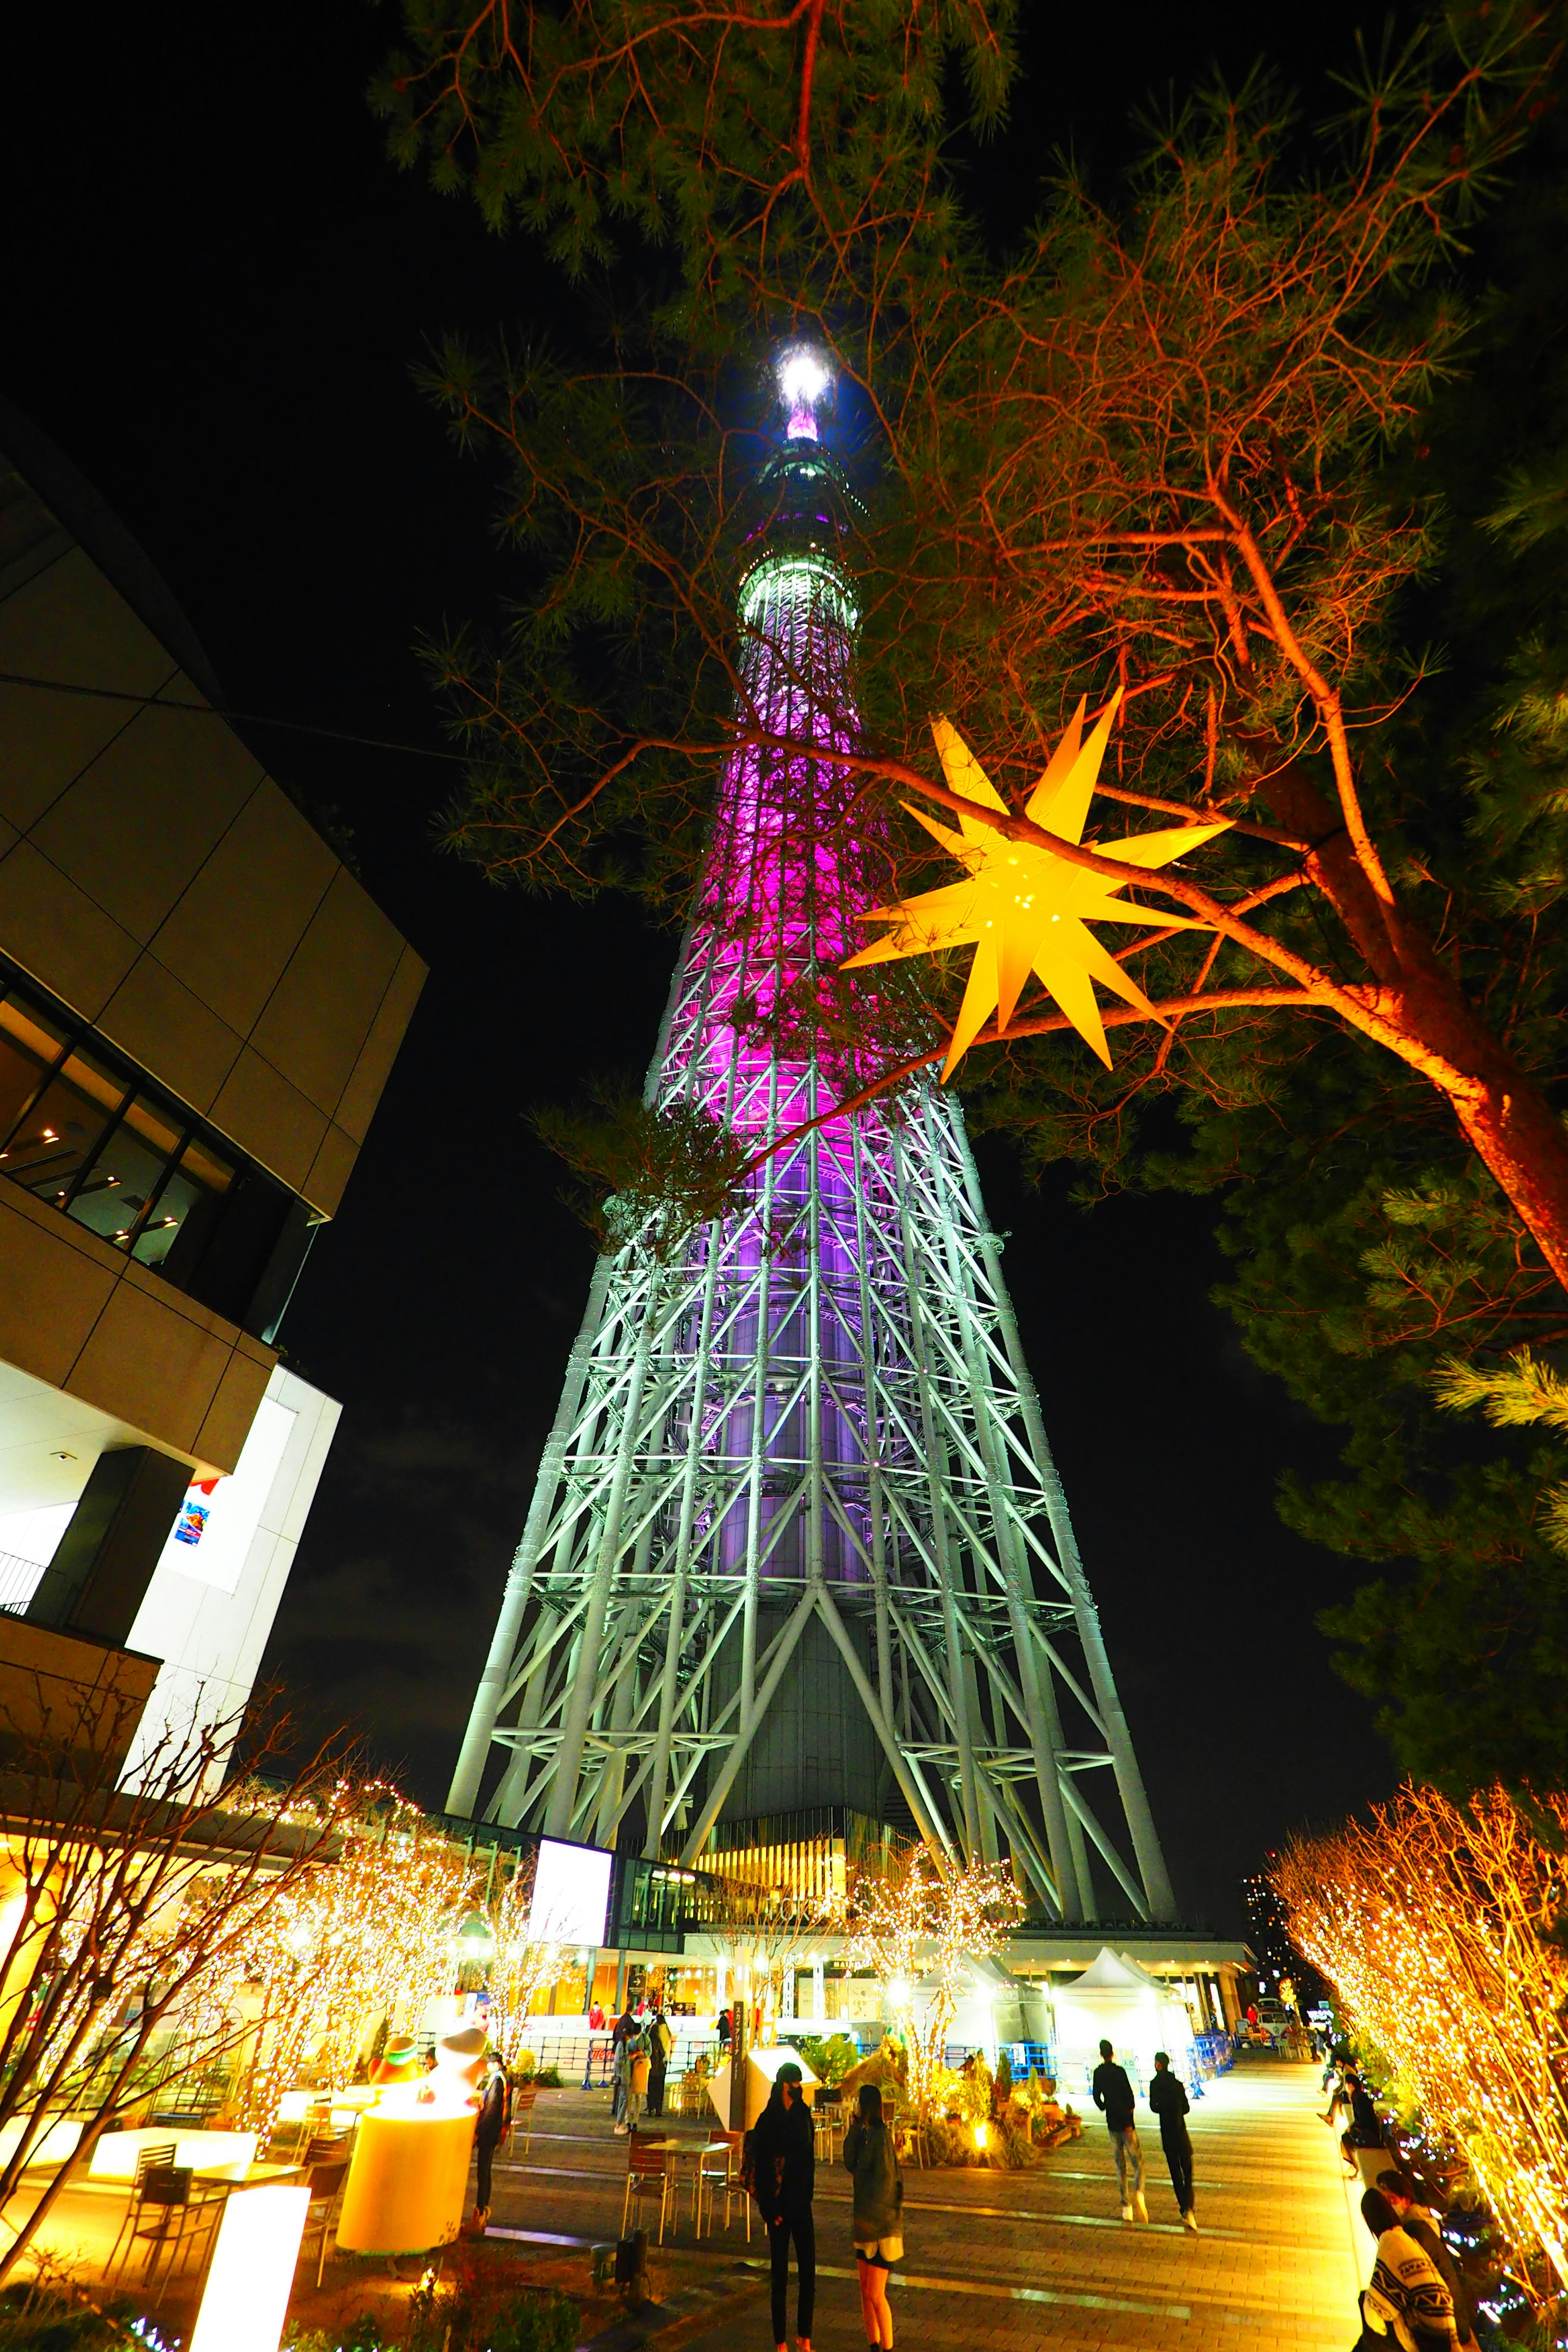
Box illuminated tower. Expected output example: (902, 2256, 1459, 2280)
(449, 354, 1176, 1924)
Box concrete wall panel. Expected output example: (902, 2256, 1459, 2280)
(0, 838, 138, 1021)
(0, 1191, 116, 1388)
(334, 942, 425, 1144)
(0, 551, 176, 831)
(209, 1045, 329, 1194)
(29, 697, 261, 941)
(98, 951, 242, 1116)
(150, 783, 337, 1036)
(69, 1284, 227, 1462)
(191, 1346, 275, 1475)
(252, 869, 404, 1115)
(302, 1123, 358, 1221)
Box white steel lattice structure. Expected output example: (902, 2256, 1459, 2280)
(449, 367, 1177, 1924)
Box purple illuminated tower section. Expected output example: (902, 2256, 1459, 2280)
(450, 354, 1175, 1925)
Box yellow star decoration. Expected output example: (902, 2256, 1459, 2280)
(843, 693, 1232, 1077)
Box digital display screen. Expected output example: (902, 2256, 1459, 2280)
(528, 1838, 612, 1947)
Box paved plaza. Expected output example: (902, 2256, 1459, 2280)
(487, 2055, 1363, 2352)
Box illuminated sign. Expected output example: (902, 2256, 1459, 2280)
(528, 1838, 612, 1947)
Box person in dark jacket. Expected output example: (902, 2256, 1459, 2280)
(647, 2007, 674, 2118)
(1091, 2039, 1147, 2223)
(753, 2061, 815, 2351)
(1342, 2071, 1390, 2182)
(1376, 2175, 1477, 2350)
(471, 2050, 511, 2231)
(843, 2084, 902, 2348)
(1148, 2051, 1197, 2232)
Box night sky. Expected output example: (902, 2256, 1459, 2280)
(4, 0, 1401, 1932)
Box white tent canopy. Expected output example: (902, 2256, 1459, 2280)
(1050, 1946, 1196, 2109)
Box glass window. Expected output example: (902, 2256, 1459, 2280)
(0, 996, 70, 1160)
(65, 1094, 183, 1253)
(131, 1128, 233, 1268)
(0, 964, 286, 1335)
(0, 1042, 127, 1210)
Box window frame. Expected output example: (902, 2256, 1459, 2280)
(0, 952, 296, 1305)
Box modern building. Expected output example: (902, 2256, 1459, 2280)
(449, 355, 1176, 1932)
(0, 396, 425, 1777)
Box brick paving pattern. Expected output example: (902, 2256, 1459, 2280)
(486, 2055, 1363, 2352)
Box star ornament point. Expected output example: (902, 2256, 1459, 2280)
(844, 695, 1232, 1077)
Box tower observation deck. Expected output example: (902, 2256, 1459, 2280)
(449, 354, 1176, 1924)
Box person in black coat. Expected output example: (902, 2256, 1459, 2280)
(1148, 2051, 1197, 2232)
(471, 2051, 511, 2229)
(751, 2061, 815, 2351)
(1091, 2039, 1147, 2223)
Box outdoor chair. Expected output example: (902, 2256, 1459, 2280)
(697, 2129, 750, 2242)
(891, 2106, 927, 2171)
(297, 2152, 353, 2287)
(109, 2152, 224, 2302)
(510, 2081, 538, 2156)
(621, 2132, 674, 2245)
(105, 2143, 176, 2277)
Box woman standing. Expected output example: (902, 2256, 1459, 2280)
(843, 2085, 902, 2350)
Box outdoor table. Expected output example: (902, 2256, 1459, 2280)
(631, 2136, 735, 2237)
(91, 2129, 258, 2182)
(625, 2136, 703, 2234)
(194, 2158, 307, 2186)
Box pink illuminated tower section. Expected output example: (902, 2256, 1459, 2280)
(450, 355, 1176, 1928)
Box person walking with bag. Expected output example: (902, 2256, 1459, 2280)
(1091, 2039, 1147, 2223)
(843, 2084, 902, 2350)
(1148, 2051, 1197, 2232)
(750, 2060, 815, 2352)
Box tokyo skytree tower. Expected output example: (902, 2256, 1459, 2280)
(449, 354, 1176, 1925)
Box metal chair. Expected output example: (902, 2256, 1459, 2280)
(697, 2130, 750, 2242)
(510, 2080, 538, 2156)
(296, 2152, 353, 2287)
(621, 2132, 674, 2245)
(105, 2143, 178, 2278)
(891, 2105, 927, 2170)
(109, 2152, 222, 2301)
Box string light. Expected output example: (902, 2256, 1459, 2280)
(212, 1793, 484, 2140)
(1274, 1782, 1568, 2301)
(845, 1852, 1024, 2116)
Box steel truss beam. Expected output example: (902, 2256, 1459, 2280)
(449, 471, 1176, 1927)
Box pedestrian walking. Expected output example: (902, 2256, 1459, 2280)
(843, 2084, 902, 2349)
(1091, 2038, 1147, 2223)
(469, 2049, 511, 2234)
(1358, 2186, 1459, 2352)
(1148, 2051, 1197, 2232)
(1375, 2175, 1477, 2350)
(750, 2059, 815, 2352)
(648, 2006, 674, 2118)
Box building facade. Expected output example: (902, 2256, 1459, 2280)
(0, 398, 424, 1773)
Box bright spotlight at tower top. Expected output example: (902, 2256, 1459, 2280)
(778, 345, 831, 440)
